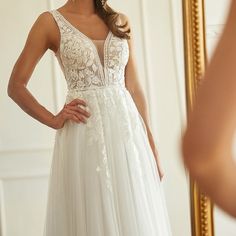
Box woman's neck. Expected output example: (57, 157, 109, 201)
(65, 0, 96, 16)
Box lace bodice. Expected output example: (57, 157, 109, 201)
(49, 9, 130, 92)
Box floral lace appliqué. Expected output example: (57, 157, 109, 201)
(50, 9, 135, 192)
(50, 9, 129, 91)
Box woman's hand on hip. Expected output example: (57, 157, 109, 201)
(51, 98, 91, 129)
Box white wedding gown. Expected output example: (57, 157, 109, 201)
(44, 9, 172, 236)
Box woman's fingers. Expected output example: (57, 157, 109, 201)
(62, 109, 81, 123)
(68, 98, 87, 107)
(63, 99, 91, 124)
(66, 105, 91, 118)
(64, 107, 87, 123)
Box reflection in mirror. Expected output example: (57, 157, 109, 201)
(0, 0, 190, 235)
(204, 0, 236, 235)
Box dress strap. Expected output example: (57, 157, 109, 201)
(48, 9, 67, 36)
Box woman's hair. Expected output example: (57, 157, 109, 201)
(94, 0, 130, 39)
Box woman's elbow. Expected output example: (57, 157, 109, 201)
(181, 132, 217, 181)
(7, 79, 24, 100)
(7, 79, 19, 99)
(7, 80, 14, 98)
(182, 132, 206, 177)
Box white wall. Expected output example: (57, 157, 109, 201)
(0, 1, 190, 235)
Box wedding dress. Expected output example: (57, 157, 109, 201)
(44, 9, 172, 236)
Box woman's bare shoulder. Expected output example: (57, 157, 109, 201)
(32, 11, 57, 31)
(24, 11, 60, 53)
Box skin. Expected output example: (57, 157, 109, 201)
(7, 0, 164, 180)
(182, 0, 236, 217)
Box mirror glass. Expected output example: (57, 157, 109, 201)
(204, 0, 236, 235)
(0, 0, 190, 235)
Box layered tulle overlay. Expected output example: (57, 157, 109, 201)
(44, 9, 172, 236)
(44, 85, 172, 235)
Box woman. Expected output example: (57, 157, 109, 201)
(7, 0, 172, 235)
(182, 0, 236, 218)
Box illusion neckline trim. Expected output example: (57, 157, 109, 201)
(53, 9, 113, 80)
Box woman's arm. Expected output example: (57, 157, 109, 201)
(182, 0, 236, 217)
(7, 12, 90, 129)
(120, 13, 164, 180)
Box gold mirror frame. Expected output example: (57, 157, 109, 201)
(182, 1, 214, 235)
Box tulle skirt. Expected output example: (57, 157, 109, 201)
(43, 84, 172, 236)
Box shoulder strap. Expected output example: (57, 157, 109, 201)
(48, 10, 65, 35)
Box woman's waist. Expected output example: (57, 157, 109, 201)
(65, 82, 130, 104)
(67, 82, 126, 95)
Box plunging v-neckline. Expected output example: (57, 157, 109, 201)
(55, 9, 112, 71)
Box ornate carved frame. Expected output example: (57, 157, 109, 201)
(182, 1, 214, 235)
